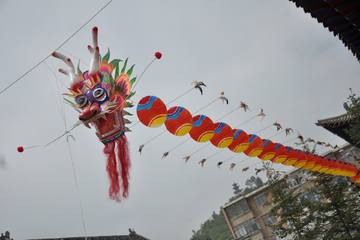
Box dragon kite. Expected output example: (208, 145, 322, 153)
(52, 27, 135, 202)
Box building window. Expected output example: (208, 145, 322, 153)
(225, 199, 250, 219)
(340, 148, 358, 162)
(233, 218, 261, 238)
(253, 192, 267, 207)
(262, 213, 277, 226)
(298, 190, 321, 203)
(286, 170, 310, 189)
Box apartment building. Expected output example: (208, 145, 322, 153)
(221, 168, 311, 240)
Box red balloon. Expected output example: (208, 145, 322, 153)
(302, 152, 315, 170)
(282, 147, 298, 166)
(189, 115, 215, 142)
(271, 144, 287, 164)
(227, 129, 249, 153)
(17, 146, 24, 153)
(243, 134, 263, 157)
(137, 96, 167, 128)
(210, 122, 233, 148)
(257, 139, 276, 161)
(165, 106, 193, 136)
(292, 150, 307, 168)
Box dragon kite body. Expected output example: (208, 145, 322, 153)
(53, 27, 135, 202)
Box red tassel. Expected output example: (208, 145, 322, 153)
(103, 135, 131, 202)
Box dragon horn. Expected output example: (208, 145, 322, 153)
(88, 26, 100, 75)
(52, 52, 82, 91)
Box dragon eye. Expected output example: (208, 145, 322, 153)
(77, 96, 89, 108)
(93, 88, 106, 101)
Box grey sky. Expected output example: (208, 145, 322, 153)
(0, 1, 359, 240)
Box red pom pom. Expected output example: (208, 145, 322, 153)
(17, 146, 24, 153)
(155, 52, 162, 59)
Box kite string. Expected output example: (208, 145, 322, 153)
(254, 124, 273, 134)
(143, 129, 168, 145)
(281, 136, 298, 145)
(43, 57, 88, 240)
(215, 107, 239, 122)
(52, 59, 87, 240)
(166, 87, 194, 106)
(0, 0, 113, 96)
(167, 138, 191, 153)
(206, 148, 226, 160)
(189, 143, 211, 157)
(43, 62, 65, 123)
(268, 129, 285, 139)
(192, 97, 219, 115)
(235, 157, 251, 165)
(234, 114, 258, 128)
(44, 123, 80, 147)
(221, 153, 240, 164)
(131, 58, 157, 92)
(60, 47, 90, 67)
(66, 135, 88, 240)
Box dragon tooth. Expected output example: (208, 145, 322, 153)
(95, 132, 102, 138)
(113, 124, 120, 131)
(84, 123, 91, 129)
(101, 115, 107, 120)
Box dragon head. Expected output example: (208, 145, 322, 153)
(52, 27, 135, 144)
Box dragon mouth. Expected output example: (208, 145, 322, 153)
(82, 109, 124, 141)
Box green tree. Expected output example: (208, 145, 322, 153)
(228, 176, 264, 203)
(309, 173, 360, 239)
(279, 139, 360, 239)
(262, 161, 321, 240)
(343, 88, 360, 144)
(294, 137, 317, 154)
(245, 176, 264, 189)
(190, 208, 232, 240)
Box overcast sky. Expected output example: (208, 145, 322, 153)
(1, 1, 360, 240)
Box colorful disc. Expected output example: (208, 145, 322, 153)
(165, 106, 193, 136)
(137, 96, 167, 127)
(302, 152, 315, 170)
(292, 150, 307, 168)
(210, 122, 233, 148)
(318, 158, 330, 173)
(228, 129, 249, 153)
(257, 139, 276, 161)
(189, 115, 215, 142)
(311, 155, 323, 172)
(271, 144, 287, 164)
(243, 134, 263, 157)
(282, 147, 298, 166)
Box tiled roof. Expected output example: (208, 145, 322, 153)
(28, 229, 150, 240)
(289, 0, 360, 62)
(316, 112, 356, 127)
